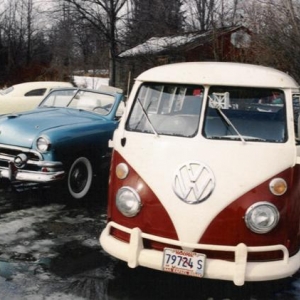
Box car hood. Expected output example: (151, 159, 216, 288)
(0, 108, 108, 148)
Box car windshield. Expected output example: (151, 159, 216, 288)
(203, 86, 287, 143)
(39, 89, 115, 115)
(126, 83, 203, 137)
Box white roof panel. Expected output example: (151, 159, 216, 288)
(136, 62, 299, 89)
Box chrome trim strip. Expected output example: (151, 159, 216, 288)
(0, 168, 65, 182)
(0, 156, 63, 167)
(0, 154, 14, 162)
(0, 144, 43, 160)
(16, 170, 65, 182)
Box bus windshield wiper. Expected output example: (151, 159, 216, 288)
(136, 97, 159, 137)
(209, 97, 246, 144)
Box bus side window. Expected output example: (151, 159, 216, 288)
(293, 94, 300, 141)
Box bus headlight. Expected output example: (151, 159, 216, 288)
(116, 187, 141, 217)
(245, 202, 279, 234)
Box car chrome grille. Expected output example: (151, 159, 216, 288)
(0, 144, 41, 165)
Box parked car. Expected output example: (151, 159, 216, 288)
(0, 86, 124, 199)
(0, 81, 74, 114)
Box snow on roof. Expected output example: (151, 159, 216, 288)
(119, 32, 209, 57)
(119, 26, 246, 58)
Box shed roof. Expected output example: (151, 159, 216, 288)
(119, 26, 249, 58)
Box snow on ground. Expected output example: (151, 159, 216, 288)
(0, 203, 101, 261)
(73, 76, 109, 90)
(0, 202, 107, 300)
(24, 292, 87, 300)
(0, 205, 64, 245)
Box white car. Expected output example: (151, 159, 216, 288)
(0, 81, 74, 114)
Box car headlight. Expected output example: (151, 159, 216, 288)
(116, 187, 141, 217)
(36, 136, 51, 152)
(245, 202, 279, 234)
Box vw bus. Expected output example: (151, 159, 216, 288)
(100, 62, 300, 286)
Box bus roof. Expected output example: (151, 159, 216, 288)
(136, 62, 299, 89)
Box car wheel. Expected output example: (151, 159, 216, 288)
(67, 157, 93, 199)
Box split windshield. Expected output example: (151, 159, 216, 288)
(126, 83, 287, 142)
(126, 83, 203, 137)
(204, 86, 286, 142)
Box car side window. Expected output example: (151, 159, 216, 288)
(25, 88, 47, 96)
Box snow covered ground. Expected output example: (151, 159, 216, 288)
(0, 188, 110, 300)
(73, 76, 109, 90)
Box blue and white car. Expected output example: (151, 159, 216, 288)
(0, 86, 124, 199)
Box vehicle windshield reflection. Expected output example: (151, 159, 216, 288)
(203, 86, 287, 143)
(40, 89, 115, 115)
(126, 83, 203, 137)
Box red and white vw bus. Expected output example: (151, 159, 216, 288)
(100, 62, 300, 286)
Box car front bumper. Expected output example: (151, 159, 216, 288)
(0, 160, 65, 183)
(100, 221, 300, 286)
(0, 144, 65, 183)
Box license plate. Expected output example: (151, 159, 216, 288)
(163, 248, 206, 278)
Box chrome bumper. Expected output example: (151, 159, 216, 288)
(0, 144, 65, 183)
(100, 221, 300, 286)
(0, 162, 65, 183)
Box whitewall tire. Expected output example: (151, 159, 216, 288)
(67, 157, 93, 199)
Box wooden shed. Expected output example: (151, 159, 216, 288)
(116, 26, 252, 93)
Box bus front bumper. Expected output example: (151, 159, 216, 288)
(100, 221, 300, 286)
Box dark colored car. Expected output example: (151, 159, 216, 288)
(0, 86, 124, 199)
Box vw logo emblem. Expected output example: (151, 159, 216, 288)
(173, 161, 215, 204)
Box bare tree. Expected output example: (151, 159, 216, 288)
(72, 20, 109, 73)
(125, 0, 185, 46)
(2, 0, 300, 87)
(62, 0, 129, 86)
(185, 0, 215, 30)
(0, 0, 55, 84)
(242, 0, 300, 81)
(24, 0, 33, 64)
(184, 0, 242, 31)
(0, 0, 31, 82)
